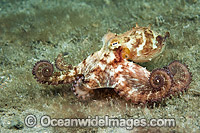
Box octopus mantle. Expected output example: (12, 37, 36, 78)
(32, 25, 191, 105)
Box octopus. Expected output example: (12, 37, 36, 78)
(32, 24, 192, 105)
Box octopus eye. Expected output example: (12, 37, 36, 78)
(112, 42, 118, 46)
(109, 41, 118, 48)
(109, 39, 121, 50)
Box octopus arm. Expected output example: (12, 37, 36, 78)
(113, 61, 173, 104)
(167, 60, 192, 95)
(32, 60, 75, 85)
(72, 74, 94, 100)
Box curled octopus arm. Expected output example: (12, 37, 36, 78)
(112, 60, 191, 104)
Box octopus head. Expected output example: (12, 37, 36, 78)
(101, 25, 170, 62)
(108, 38, 122, 50)
(102, 32, 122, 50)
(118, 26, 170, 62)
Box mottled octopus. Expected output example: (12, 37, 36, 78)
(32, 24, 192, 105)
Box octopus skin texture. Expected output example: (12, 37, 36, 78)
(32, 25, 191, 105)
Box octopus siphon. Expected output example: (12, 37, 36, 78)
(32, 24, 192, 105)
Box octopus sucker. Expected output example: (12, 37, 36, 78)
(32, 60, 75, 85)
(114, 66, 173, 104)
(149, 68, 173, 92)
(32, 24, 192, 105)
(32, 60, 54, 84)
(167, 60, 192, 95)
